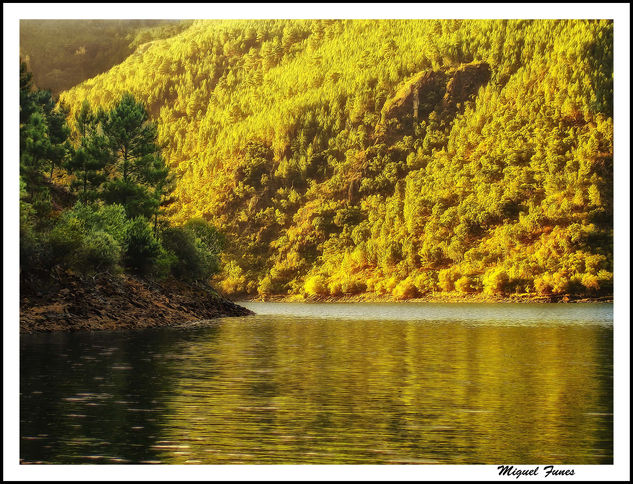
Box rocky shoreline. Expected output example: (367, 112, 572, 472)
(20, 271, 253, 334)
(244, 292, 613, 304)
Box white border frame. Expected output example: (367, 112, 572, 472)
(4, 3, 630, 481)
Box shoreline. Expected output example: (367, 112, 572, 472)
(20, 272, 253, 334)
(19, 272, 612, 334)
(236, 292, 613, 305)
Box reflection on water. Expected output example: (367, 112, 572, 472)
(20, 303, 613, 464)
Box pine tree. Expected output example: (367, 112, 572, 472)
(33, 90, 71, 181)
(101, 93, 172, 220)
(65, 101, 112, 203)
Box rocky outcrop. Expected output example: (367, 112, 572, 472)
(379, 70, 449, 130)
(20, 272, 253, 333)
(376, 61, 491, 141)
(442, 62, 491, 109)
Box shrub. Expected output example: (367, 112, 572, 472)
(413, 272, 438, 294)
(20, 200, 50, 272)
(534, 273, 553, 295)
(392, 278, 418, 300)
(304, 275, 329, 297)
(183, 218, 224, 276)
(66, 202, 129, 246)
(123, 217, 162, 273)
(438, 268, 460, 292)
(150, 246, 176, 280)
(341, 278, 366, 295)
(20, 225, 50, 273)
(184, 218, 225, 253)
(48, 217, 85, 266)
(75, 230, 121, 273)
(482, 267, 510, 295)
(550, 271, 570, 294)
(220, 261, 248, 295)
(374, 276, 399, 295)
(596, 270, 613, 293)
(455, 275, 478, 293)
(161, 226, 203, 279)
(221, 275, 247, 295)
(258, 275, 275, 296)
(328, 280, 343, 296)
(102, 179, 157, 220)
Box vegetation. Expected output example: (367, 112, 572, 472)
(19, 63, 221, 283)
(25, 19, 613, 300)
(20, 20, 191, 95)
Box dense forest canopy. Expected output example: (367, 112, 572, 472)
(26, 19, 613, 299)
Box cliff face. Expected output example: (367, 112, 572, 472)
(379, 70, 449, 129)
(377, 61, 491, 140)
(442, 62, 492, 109)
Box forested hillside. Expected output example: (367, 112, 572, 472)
(57, 19, 613, 300)
(20, 20, 191, 95)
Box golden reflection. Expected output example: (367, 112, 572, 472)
(150, 318, 612, 464)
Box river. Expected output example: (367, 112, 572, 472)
(20, 302, 613, 464)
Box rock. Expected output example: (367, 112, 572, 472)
(376, 61, 491, 141)
(20, 272, 253, 333)
(442, 62, 491, 110)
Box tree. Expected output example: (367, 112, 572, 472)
(33, 90, 71, 181)
(55, 21, 613, 298)
(19, 63, 71, 216)
(65, 100, 112, 203)
(101, 93, 173, 220)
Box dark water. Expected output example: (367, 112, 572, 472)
(20, 302, 613, 464)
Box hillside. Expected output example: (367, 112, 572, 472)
(58, 19, 613, 300)
(20, 20, 191, 95)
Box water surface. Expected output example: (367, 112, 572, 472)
(20, 302, 613, 464)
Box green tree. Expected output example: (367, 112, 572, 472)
(33, 89, 71, 181)
(65, 100, 112, 203)
(19, 63, 70, 217)
(101, 93, 172, 220)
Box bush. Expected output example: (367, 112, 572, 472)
(75, 230, 121, 273)
(48, 217, 85, 266)
(596, 270, 613, 293)
(161, 226, 203, 279)
(482, 267, 509, 295)
(151, 246, 177, 280)
(221, 275, 247, 295)
(438, 268, 460, 292)
(328, 280, 343, 296)
(20, 224, 51, 273)
(124, 217, 162, 273)
(184, 218, 225, 254)
(66, 202, 129, 245)
(220, 261, 248, 295)
(258, 275, 276, 296)
(341, 278, 366, 295)
(20, 198, 51, 272)
(160, 220, 224, 281)
(392, 278, 418, 300)
(304, 275, 329, 297)
(534, 273, 553, 295)
(102, 179, 157, 220)
(377, 276, 399, 295)
(455, 275, 478, 293)
(550, 271, 570, 294)
(413, 272, 438, 293)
